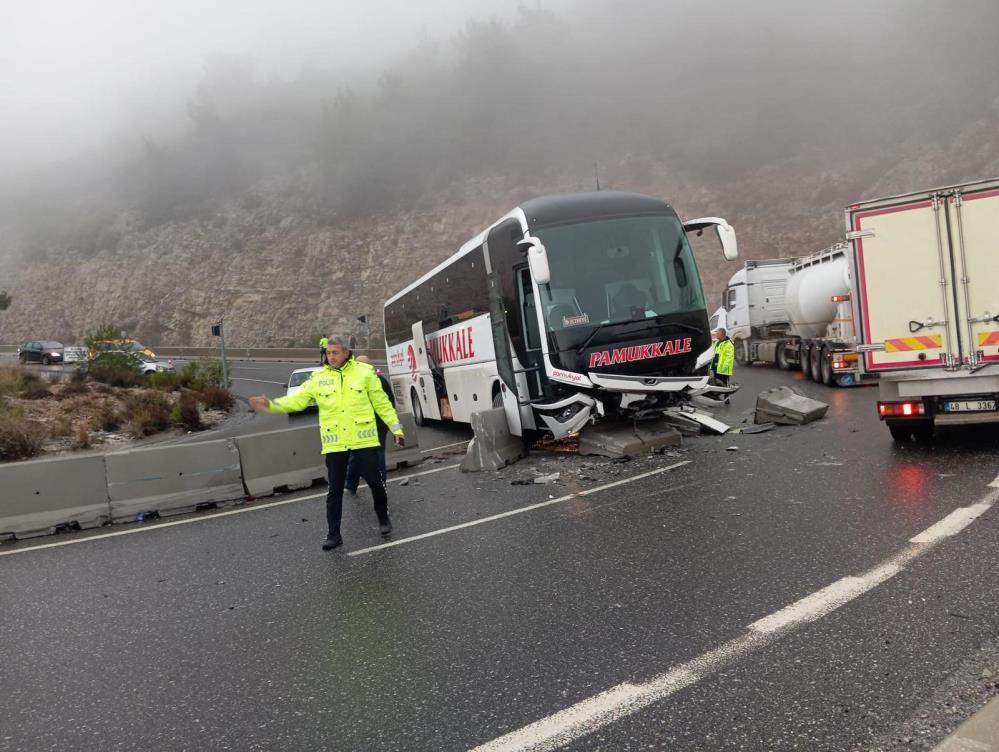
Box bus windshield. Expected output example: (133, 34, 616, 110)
(534, 214, 706, 335)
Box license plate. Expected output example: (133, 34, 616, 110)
(943, 399, 996, 412)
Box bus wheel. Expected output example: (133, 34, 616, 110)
(820, 348, 835, 386)
(411, 389, 426, 427)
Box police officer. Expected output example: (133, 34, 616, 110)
(711, 327, 735, 386)
(249, 335, 404, 550)
(345, 355, 394, 494)
(318, 336, 329, 365)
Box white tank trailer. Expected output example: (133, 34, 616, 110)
(713, 243, 873, 386)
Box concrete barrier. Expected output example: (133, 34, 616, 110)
(235, 425, 327, 497)
(460, 408, 526, 472)
(755, 386, 829, 425)
(0, 455, 110, 539)
(106, 440, 245, 521)
(385, 413, 424, 471)
(577, 420, 681, 458)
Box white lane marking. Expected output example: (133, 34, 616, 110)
(990, 473, 999, 489)
(421, 440, 470, 454)
(349, 461, 691, 556)
(232, 377, 286, 385)
(0, 464, 461, 558)
(909, 501, 994, 543)
(471, 489, 999, 752)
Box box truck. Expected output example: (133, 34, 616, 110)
(846, 177, 999, 440)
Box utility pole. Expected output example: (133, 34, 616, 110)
(211, 319, 229, 388)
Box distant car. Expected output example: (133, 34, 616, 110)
(19, 341, 64, 365)
(137, 354, 175, 374)
(287, 366, 322, 410)
(88, 339, 156, 359)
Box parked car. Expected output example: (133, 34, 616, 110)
(18, 341, 64, 365)
(287, 366, 322, 410)
(137, 354, 175, 374)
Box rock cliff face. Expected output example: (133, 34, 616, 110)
(1, 145, 997, 347)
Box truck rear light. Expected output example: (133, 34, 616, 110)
(832, 360, 848, 370)
(878, 401, 926, 418)
(831, 294, 851, 303)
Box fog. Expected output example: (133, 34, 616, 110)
(3, 0, 999, 258)
(2, 0, 531, 174)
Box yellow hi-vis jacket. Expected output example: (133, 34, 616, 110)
(713, 338, 735, 377)
(267, 357, 403, 453)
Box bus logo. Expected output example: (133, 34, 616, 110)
(588, 338, 692, 369)
(407, 344, 418, 382)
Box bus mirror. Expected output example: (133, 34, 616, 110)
(683, 217, 739, 260)
(519, 236, 551, 285)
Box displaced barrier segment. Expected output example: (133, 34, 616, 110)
(460, 407, 526, 472)
(577, 420, 682, 458)
(235, 425, 326, 497)
(106, 439, 244, 521)
(0, 455, 110, 539)
(755, 386, 829, 425)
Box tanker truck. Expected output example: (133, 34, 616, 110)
(715, 243, 874, 386)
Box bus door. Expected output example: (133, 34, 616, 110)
(410, 320, 443, 421)
(517, 267, 546, 401)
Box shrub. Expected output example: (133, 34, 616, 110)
(20, 381, 52, 400)
(199, 385, 235, 411)
(93, 404, 121, 432)
(70, 368, 88, 384)
(50, 416, 73, 438)
(89, 365, 142, 388)
(73, 424, 92, 449)
(126, 410, 167, 438)
(60, 381, 90, 397)
(148, 371, 183, 391)
(179, 359, 226, 390)
(0, 367, 26, 396)
(123, 391, 171, 437)
(0, 411, 46, 460)
(172, 392, 202, 430)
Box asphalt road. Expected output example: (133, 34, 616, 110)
(1, 363, 998, 751)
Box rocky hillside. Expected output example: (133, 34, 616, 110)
(2, 136, 998, 348)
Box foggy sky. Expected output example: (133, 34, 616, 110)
(0, 0, 536, 174)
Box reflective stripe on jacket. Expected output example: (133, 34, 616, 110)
(268, 357, 403, 453)
(714, 338, 735, 376)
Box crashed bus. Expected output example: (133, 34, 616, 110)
(383, 191, 738, 441)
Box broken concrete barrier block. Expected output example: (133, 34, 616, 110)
(577, 420, 681, 458)
(755, 386, 829, 425)
(460, 407, 526, 472)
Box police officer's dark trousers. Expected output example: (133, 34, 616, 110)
(325, 448, 389, 535)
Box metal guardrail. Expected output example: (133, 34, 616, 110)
(0, 345, 387, 362)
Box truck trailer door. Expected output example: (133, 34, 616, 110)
(946, 184, 999, 367)
(850, 195, 957, 372)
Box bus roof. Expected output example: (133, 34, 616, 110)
(383, 191, 676, 307)
(521, 191, 674, 230)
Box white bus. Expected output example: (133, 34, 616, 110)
(383, 191, 738, 441)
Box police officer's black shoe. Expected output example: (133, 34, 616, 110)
(322, 532, 343, 550)
(378, 517, 392, 536)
